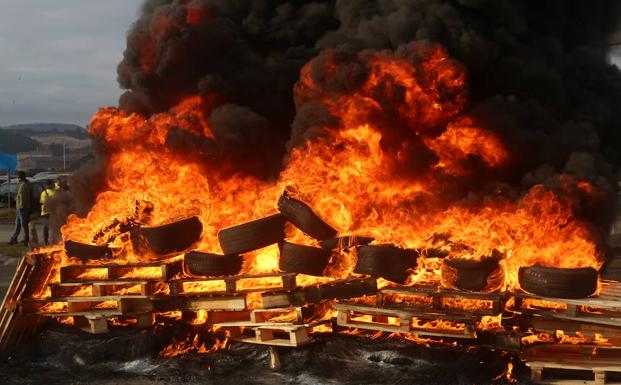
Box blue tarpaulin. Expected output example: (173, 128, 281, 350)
(0, 152, 17, 172)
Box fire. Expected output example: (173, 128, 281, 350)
(45, 43, 602, 295)
(19, 40, 608, 361)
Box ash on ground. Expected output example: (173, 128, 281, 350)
(0, 324, 525, 385)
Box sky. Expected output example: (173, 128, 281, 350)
(0, 0, 143, 127)
(1, 1, 620, 129)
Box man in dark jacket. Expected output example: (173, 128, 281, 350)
(8, 171, 31, 246)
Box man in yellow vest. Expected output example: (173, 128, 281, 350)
(39, 179, 56, 245)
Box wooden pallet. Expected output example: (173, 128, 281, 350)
(21, 291, 247, 317)
(0, 254, 54, 351)
(49, 280, 169, 298)
(508, 314, 621, 340)
(169, 272, 297, 296)
(524, 344, 621, 384)
(20, 296, 154, 316)
(206, 306, 312, 326)
(72, 312, 155, 334)
(59, 260, 182, 283)
(378, 284, 504, 316)
(226, 322, 317, 347)
(261, 277, 378, 308)
(514, 281, 621, 328)
(334, 301, 477, 339)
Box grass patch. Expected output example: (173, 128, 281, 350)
(0, 244, 28, 259)
(0, 208, 16, 222)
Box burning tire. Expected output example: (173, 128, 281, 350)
(354, 245, 419, 284)
(131, 216, 203, 257)
(441, 257, 504, 292)
(518, 266, 598, 299)
(320, 236, 374, 251)
(184, 251, 243, 277)
(277, 194, 337, 240)
(278, 242, 332, 276)
(218, 214, 286, 255)
(64, 240, 112, 260)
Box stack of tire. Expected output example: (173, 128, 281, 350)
(186, 214, 287, 277)
(276, 194, 337, 276)
(185, 192, 343, 278)
(65, 216, 204, 261)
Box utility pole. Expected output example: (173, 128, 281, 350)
(63, 141, 66, 170)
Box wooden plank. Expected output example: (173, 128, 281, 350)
(151, 294, 246, 312)
(229, 324, 313, 347)
(74, 316, 109, 334)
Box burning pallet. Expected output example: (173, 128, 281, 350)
(211, 305, 332, 347)
(524, 344, 621, 385)
(514, 280, 621, 328)
(378, 284, 506, 316)
(168, 272, 298, 296)
(260, 277, 378, 308)
(59, 260, 182, 283)
(334, 301, 478, 339)
(0, 254, 55, 350)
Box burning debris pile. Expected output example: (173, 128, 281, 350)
(3, 0, 621, 383)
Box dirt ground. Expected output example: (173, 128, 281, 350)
(1, 326, 523, 385)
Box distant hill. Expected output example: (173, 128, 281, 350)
(2, 123, 88, 140)
(0, 131, 39, 154)
(1, 123, 85, 132)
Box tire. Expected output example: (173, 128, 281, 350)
(64, 240, 112, 260)
(354, 245, 419, 284)
(320, 236, 374, 250)
(518, 266, 598, 299)
(184, 251, 243, 277)
(441, 257, 503, 292)
(278, 242, 332, 276)
(131, 216, 203, 256)
(277, 194, 337, 240)
(218, 214, 286, 255)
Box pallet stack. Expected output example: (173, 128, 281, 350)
(507, 280, 621, 384)
(334, 284, 505, 339)
(10, 255, 379, 342)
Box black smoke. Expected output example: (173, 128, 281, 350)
(54, 0, 621, 240)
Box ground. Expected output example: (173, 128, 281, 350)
(1, 326, 522, 385)
(0, 222, 26, 299)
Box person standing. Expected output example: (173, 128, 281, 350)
(8, 171, 31, 246)
(39, 179, 56, 245)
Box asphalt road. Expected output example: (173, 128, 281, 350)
(0, 222, 16, 242)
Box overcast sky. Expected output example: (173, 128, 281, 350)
(1, 1, 621, 129)
(0, 0, 143, 127)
